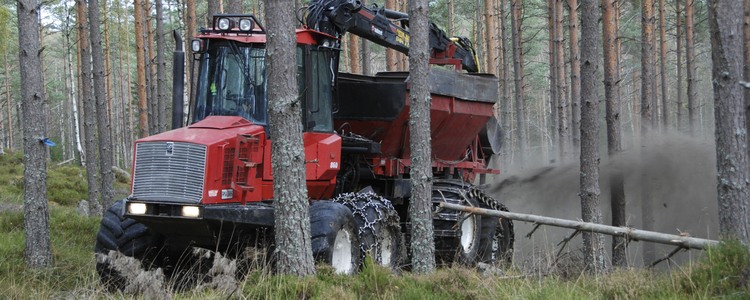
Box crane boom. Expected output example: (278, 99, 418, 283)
(304, 0, 480, 73)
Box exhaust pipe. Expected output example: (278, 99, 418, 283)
(171, 30, 185, 129)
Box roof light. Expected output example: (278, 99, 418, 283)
(217, 17, 231, 30)
(239, 19, 254, 31)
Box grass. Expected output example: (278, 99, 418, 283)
(0, 151, 748, 299)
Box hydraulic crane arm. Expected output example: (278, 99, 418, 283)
(304, 0, 480, 73)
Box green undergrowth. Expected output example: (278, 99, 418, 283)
(0, 151, 130, 206)
(0, 153, 749, 298)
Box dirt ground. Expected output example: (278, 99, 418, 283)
(485, 133, 719, 271)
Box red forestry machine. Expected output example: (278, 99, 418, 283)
(94, 0, 513, 287)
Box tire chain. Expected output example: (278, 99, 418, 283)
(333, 192, 401, 265)
(434, 179, 515, 258)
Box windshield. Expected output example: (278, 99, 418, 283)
(192, 43, 267, 125)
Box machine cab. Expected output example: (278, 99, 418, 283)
(189, 14, 340, 133)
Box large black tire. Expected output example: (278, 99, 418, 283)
(310, 201, 362, 274)
(475, 192, 514, 265)
(432, 180, 482, 265)
(334, 192, 403, 270)
(94, 199, 164, 291)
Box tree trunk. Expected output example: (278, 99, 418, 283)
(659, 0, 668, 130)
(226, 0, 242, 14)
(63, 2, 85, 165)
(499, 0, 512, 167)
(186, 0, 196, 128)
(641, 0, 657, 264)
(555, 0, 568, 161)
(156, 0, 167, 132)
(686, 0, 697, 136)
(709, 0, 750, 243)
(144, 0, 157, 135)
(4, 38, 13, 150)
(547, 0, 558, 161)
(448, 0, 455, 36)
(568, 0, 580, 155)
(77, 0, 102, 215)
(676, 0, 683, 131)
(348, 34, 361, 74)
(485, 0, 498, 74)
(135, 0, 149, 138)
(408, 0, 436, 274)
(744, 0, 750, 160)
(207, 0, 220, 26)
(90, 0, 115, 212)
(580, 0, 607, 273)
(385, 0, 398, 71)
(603, 0, 626, 268)
(511, 0, 527, 165)
(18, 0, 52, 269)
(265, 0, 315, 276)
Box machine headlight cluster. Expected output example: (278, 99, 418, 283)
(217, 17, 232, 30)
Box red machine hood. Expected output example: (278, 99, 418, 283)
(137, 116, 265, 145)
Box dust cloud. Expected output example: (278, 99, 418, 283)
(486, 133, 719, 271)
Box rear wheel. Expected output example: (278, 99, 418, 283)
(310, 201, 362, 274)
(334, 192, 403, 270)
(94, 199, 165, 291)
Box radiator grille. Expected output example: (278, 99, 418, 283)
(132, 141, 207, 204)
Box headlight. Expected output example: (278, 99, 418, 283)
(239, 19, 253, 31)
(181, 206, 201, 218)
(128, 203, 147, 215)
(191, 39, 203, 52)
(217, 18, 231, 30)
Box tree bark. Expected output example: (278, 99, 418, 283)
(408, 0, 436, 274)
(348, 34, 361, 74)
(511, 0, 527, 165)
(144, 0, 157, 135)
(686, 0, 697, 135)
(709, 0, 750, 243)
(499, 0, 512, 167)
(63, 7, 85, 165)
(603, 0, 626, 268)
(641, 0, 657, 264)
(265, 0, 315, 276)
(568, 0, 580, 155)
(580, 0, 607, 273)
(547, 0, 558, 161)
(135, 0, 149, 138)
(207, 0, 221, 26)
(226, 0, 242, 14)
(156, 0, 167, 132)
(18, 0, 52, 269)
(90, 0, 115, 211)
(676, 0, 683, 131)
(77, 0, 102, 215)
(744, 0, 750, 160)
(659, 0, 668, 130)
(485, 0, 498, 74)
(555, 0, 568, 161)
(385, 0, 398, 71)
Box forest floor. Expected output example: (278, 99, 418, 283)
(0, 150, 747, 299)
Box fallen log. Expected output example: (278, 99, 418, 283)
(438, 202, 719, 250)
